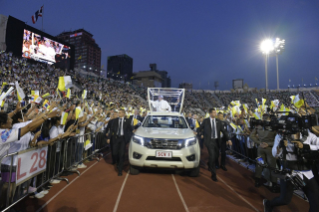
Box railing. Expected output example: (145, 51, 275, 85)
(0, 131, 109, 212)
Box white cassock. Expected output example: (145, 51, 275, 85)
(150, 100, 172, 112)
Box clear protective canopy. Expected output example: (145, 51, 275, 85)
(147, 88, 185, 113)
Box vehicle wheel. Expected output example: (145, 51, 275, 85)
(130, 165, 140, 175)
(188, 165, 200, 177)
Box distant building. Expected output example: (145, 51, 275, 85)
(107, 54, 133, 81)
(134, 64, 171, 87)
(179, 82, 193, 90)
(133, 71, 163, 87)
(56, 29, 101, 74)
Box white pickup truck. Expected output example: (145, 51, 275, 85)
(128, 88, 200, 176)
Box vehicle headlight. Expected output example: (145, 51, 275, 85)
(132, 135, 144, 146)
(184, 137, 197, 147)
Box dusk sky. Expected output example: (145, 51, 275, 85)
(1, 0, 319, 90)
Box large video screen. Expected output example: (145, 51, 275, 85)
(233, 79, 243, 89)
(22, 29, 71, 68)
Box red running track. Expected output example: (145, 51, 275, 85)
(14, 148, 308, 212)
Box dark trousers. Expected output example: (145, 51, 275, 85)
(255, 146, 277, 183)
(113, 136, 126, 172)
(269, 177, 319, 212)
(110, 137, 116, 164)
(205, 138, 218, 176)
(216, 139, 226, 167)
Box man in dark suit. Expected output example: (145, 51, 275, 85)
(105, 111, 118, 164)
(216, 112, 228, 171)
(199, 108, 232, 182)
(107, 109, 133, 176)
(186, 112, 195, 129)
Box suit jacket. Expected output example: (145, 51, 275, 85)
(218, 120, 228, 142)
(199, 117, 229, 145)
(104, 119, 115, 139)
(186, 117, 195, 129)
(108, 116, 133, 143)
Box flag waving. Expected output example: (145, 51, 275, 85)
(32, 6, 43, 24)
(58, 76, 72, 92)
(15, 81, 25, 101)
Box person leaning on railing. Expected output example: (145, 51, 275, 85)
(0, 102, 60, 157)
(0, 102, 61, 206)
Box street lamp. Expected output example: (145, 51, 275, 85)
(274, 38, 285, 90)
(260, 39, 274, 92)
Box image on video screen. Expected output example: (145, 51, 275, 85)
(22, 29, 71, 68)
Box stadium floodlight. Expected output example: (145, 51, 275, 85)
(260, 39, 274, 54)
(274, 38, 285, 90)
(260, 39, 274, 92)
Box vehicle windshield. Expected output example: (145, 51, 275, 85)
(142, 115, 188, 129)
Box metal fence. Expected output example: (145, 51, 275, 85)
(0, 131, 108, 212)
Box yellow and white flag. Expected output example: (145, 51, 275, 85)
(133, 118, 140, 126)
(243, 104, 249, 113)
(195, 120, 200, 129)
(60, 112, 69, 125)
(34, 95, 42, 104)
(290, 95, 295, 104)
(58, 76, 72, 92)
(253, 109, 261, 120)
(82, 90, 87, 99)
(42, 93, 50, 98)
(293, 94, 304, 108)
(0, 87, 14, 103)
(75, 106, 83, 120)
(15, 81, 25, 101)
(230, 122, 237, 130)
(66, 89, 71, 99)
(0, 82, 7, 94)
(231, 100, 241, 106)
(262, 98, 266, 107)
(279, 104, 290, 115)
(270, 99, 279, 110)
(244, 119, 250, 128)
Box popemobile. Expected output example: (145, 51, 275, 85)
(129, 88, 201, 176)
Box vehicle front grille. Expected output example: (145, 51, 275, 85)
(149, 139, 180, 150)
(146, 156, 182, 161)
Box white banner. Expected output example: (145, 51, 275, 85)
(16, 146, 48, 185)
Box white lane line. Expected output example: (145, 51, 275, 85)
(112, 170, 130, 212)
(172, 174, 189, 212)
(36, 153, 110, 212)
(217, 176, 260, 212)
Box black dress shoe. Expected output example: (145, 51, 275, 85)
(118, 172, 123, 176)
(263, 199, 272, 212)
(220, 166, 227, 171)
(211, 175, 218, 182)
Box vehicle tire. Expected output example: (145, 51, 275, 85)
(130, 165, 140, 175)
(188, 165, 200, 177)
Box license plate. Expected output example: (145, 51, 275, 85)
(156, 151, 172, 158)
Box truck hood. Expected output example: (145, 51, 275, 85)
(135, 127, 195, 139)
